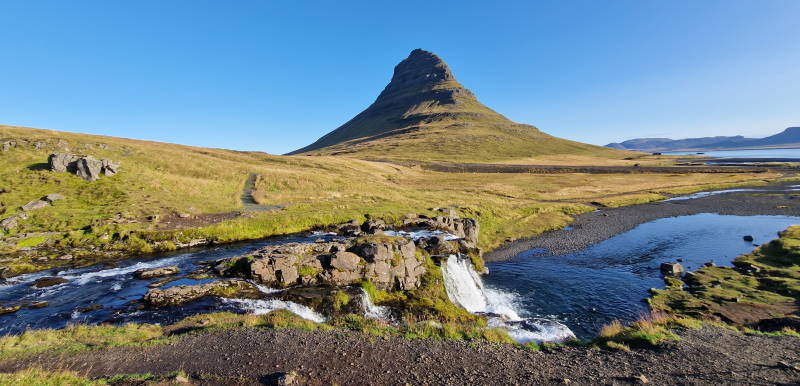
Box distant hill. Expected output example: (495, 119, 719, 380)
(606, 127, 800, 152)
(289, 49, 625, 162)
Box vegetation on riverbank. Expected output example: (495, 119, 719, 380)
(648, 226, 800, 326)
(1, 125, 781, 277)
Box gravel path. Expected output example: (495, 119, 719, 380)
(486, 181, 800, 261)
(1, 326, 798, 385)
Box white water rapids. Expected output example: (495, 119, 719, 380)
(441, 255, 575, 343)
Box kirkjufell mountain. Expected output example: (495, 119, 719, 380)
(289, 49, 623, 161)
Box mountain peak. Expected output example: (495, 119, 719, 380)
(288, 49, 616, 161)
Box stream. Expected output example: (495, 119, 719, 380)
(1, 213, 798, 342)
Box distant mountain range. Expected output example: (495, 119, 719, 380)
(606, 127, 800, 152)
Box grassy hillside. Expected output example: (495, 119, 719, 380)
(290, 49, 629, 162)
(0, 125, 778, 275)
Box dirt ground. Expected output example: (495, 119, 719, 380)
(1, 326, 798, 385)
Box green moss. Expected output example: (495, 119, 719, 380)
(649, 226, 800, 328)
(332, 290, 350, 311)
(297, 265, 320, 278)
(15, 235, 48, 248)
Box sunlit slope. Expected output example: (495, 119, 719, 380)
(0, 124, 774, 272)
(290, 49, 629, 162)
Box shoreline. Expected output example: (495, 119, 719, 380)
(486, 181, 800, 261)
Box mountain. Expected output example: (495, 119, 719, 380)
(289, 49, 624, 162)
(606, 127, 800, 152)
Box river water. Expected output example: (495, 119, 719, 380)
(483, 213, 800, 339)
(1, 213, 798, 342)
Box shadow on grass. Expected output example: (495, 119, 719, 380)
(27, 163, 50, 171)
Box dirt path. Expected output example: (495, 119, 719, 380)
(1, 326, 798, 385)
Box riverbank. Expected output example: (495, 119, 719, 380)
(1, 325, 798, 385)
(486, 181, 800, 261)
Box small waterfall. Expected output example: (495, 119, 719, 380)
(441, 255, 490, 313)
(441, 254, 575, 343)
(222, 298, 326, 323)
(360, 289, 392, 321)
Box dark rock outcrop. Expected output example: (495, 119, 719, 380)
(48, 153, 120, 181)
(660, 262, 684, 276)
(134, 266, 180, 280)
(143, 280, 257, 307)
(33, 277, 69, 288)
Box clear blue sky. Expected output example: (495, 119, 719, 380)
(2, 1, 798, 154)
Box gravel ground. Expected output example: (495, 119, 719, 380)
(486, 182, 800, 261)
(1, 326, 798, 385)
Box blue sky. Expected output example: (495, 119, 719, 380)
(1, 1, 798, 154)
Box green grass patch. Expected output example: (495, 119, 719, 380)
(0, 323, 165, 360)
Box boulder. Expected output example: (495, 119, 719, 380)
(75, 156, 104, 181)
(0, 305, 21, 315)
(0, 216, 19, 231)
(1, 140, 16, 152)
(43, 193, 65, 203)
(143, 280, 256, 307)
(57, 254, 74, 261)
(48, 153, 120, 181)
(743, 235, 754, 242)
(134, 266, 180, 279)
(101, 159, 120, 176)
(329, 251, 361, 271)
(28, 301, 49, 309)
(21, 199, 49, 211)
(33, 277, 69, 288)
(48, 153, 80, 173)
(660, 262, 684, 276)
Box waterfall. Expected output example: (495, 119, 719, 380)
(441, 254, 575, 343)
(441, 256, 489, 313)
(360, 289, 392, 321)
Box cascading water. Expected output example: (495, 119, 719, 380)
(441, 254, 575, 343)
(360, 289, 393, 321)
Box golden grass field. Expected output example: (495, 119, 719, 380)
(0, 124, 785, 274)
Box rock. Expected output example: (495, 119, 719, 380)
(143, 280, 255, 307)
(43, 193, 65, 203)
(634, 374, 649, 384)
(75, 156, 104, 181)
(177, 212, 191, 218)
(101, 159, 120, 176)
(361, 219, 386, 234)
(57, 254, 74, 261)
(0, 216, 19, 231)
(0, 305, 21, 315)
(743, 235, 754, 242)
(276, 371, 299, 386)
(48, 153, 80, 173)
(33, 277, 69, 288)
(48, 153, 120, 181)
(21, 199, 49, 211)
(79, 304, 103, 312)
(134, 266, 180, 279)
(28, 301, 49, 309)
(660, 262, 684, 276)
(329, 251, 361, 271)
(174, 375, 190, 383)
(1, 140, 16, 152)
(704, 261, 716, 267)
